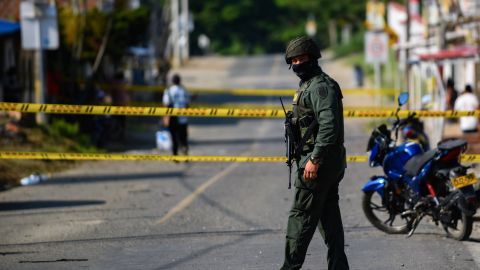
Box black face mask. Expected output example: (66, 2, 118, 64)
(292, 60, 317, 81)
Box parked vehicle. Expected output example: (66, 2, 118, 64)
(399, 114, 430, 151)
(362, 92, 478, 240)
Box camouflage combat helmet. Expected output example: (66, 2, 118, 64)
(285, 36, 321, 64)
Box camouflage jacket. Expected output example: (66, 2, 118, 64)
(292, 67, 346, 170)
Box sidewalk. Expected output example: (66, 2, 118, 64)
(443, 121, 480, 154)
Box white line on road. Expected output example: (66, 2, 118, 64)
(155, 161, 241, 225)
(155, 107, 274, 226)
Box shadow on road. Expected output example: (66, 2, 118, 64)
(45, 171, 184, 185)
(466, 237, 480, 243)
(0, 200, 105, 211)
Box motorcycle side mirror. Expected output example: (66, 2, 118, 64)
(398, 92, 409, 106)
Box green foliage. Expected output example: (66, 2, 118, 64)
(58, 5, 149, 66)
(49, 119, 79, 139)
(333, 30, 365, 58)
(108, 7, 150, 64)
(47, 119, 96, 152)
(190, 0, 368, 55)
(0, 121, 97, 188)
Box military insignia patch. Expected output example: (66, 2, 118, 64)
(318, 85, 328, 98)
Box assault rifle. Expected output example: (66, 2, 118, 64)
(280, 98, 320, 189)
(280, 97, 297, 189)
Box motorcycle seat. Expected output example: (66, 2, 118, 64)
(437, 139, 467, 151)
(404, 149, 437, 177)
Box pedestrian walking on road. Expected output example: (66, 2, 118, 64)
(280, 36, 349, 270)
(454, 84, 479, 134)
(162, 74, 190, 156)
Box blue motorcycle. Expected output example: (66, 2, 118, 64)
(362, 92, 479, 240)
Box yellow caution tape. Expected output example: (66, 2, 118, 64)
(188, 87, 399, 96)
(343, 155, 480, 163)
(131, 101, 394, 111)
(2, 102, 479, 118)
(0, 102, 284, 118)
(346, 155, 369, 162)
(123, 84, 296, 95)
(122, 85, 398, 96)
(190, 88, 295, 96)
(343, 89, 398, 96)
(0, 151, 286, 162)
(344, 110, 480, 118)
(123, 84, 166, 92)
(460, 155, 480, 163)
(1, 151, 480, 163)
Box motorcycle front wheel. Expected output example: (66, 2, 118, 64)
(362, 190, 411, 234)
(441, 204, 473, 241)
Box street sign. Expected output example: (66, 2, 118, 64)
(20, 1, 59, 50)
(366, 0, 385, 30)
(365, 31, 388, 64)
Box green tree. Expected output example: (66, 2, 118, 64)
(190, 0, 369, 55)
(57, 3, 149, 77)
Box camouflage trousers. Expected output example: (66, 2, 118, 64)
(280, 168, 349, 270)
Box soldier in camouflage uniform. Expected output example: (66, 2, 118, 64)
(280, 36, 349, 270)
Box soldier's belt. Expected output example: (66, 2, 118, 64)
(1, 102, 479, 118)
(2, 152, 480, 163)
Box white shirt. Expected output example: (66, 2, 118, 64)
(454, 92, 479, 131)
(163, 84, 190, 124)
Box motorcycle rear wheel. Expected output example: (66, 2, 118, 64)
(362, 190, 411, 234)
(442, 205, 473, 241)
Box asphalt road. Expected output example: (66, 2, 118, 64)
(1, 55, 480, 270)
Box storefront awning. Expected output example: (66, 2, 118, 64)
(419, 46, 480, 61)
(0, 20, 20, 37)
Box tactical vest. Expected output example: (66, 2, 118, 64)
(292, 71, 344, 150)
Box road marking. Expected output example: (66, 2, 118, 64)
(155, 162, 241, 225)
(156, 109, 272, 225)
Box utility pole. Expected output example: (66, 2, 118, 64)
(405, 0, 411, 95)
(34, 44, 47, 124)
(171, 0, 180, 68)
(181, 0, 189, 63)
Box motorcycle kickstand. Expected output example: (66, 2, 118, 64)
(407, 212, 425, 238)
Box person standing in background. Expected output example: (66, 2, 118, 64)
(111, 72, 130, 140)
(353, 64, 364, 87)
(2, 67, 21, 102)
(445, 78, 458, 111)
(454, 85, 479, 134)
(445, 78, 458, 124)
(162, 74, 190, 156)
